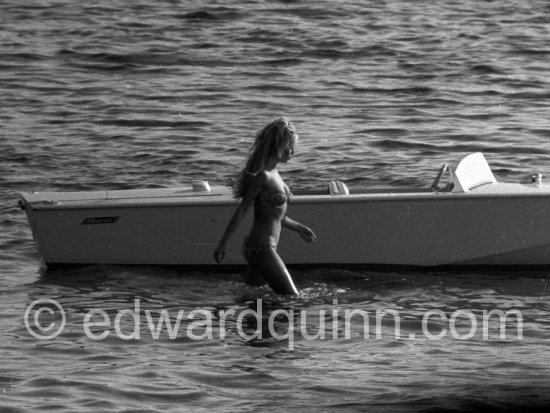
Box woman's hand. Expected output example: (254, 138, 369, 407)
(214, 245, 225, 263)
(298, 225, 317, 243)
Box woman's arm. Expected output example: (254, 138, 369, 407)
(214, 203, 249, 263)
(282, 216, 317, 243)
(214, 174, 264, 263)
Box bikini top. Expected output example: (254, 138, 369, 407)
(256, 191, 289, 209)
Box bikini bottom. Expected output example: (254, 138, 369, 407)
(242, 239, 277, 262)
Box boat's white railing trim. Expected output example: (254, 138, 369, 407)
(23, 186, 550, 211)
(450, 152, 497, 193)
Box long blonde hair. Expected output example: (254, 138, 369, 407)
(233, 117, 297, 198)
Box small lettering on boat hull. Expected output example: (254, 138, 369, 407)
(81, 217, 119, 225)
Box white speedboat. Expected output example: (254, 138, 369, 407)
(19, 153, 550, 269)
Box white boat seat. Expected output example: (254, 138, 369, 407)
(451, 152, 496, 192)
(328, 180, 350, 196)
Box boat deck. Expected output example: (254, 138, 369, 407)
(19, 181, 550, 212)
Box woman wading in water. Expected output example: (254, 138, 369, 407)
(214, 117, 317, 295)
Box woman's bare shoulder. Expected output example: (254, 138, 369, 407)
(248, 170, 269, 186)
(242, 171, 268, 197)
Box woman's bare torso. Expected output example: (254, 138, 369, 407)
(247, 170, 290, 247)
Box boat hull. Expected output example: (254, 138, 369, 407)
(19, 183, 550, 268)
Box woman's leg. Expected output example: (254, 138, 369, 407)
(246, 247, 298, 296)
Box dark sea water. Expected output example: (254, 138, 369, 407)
(1, 0, 550, 411)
